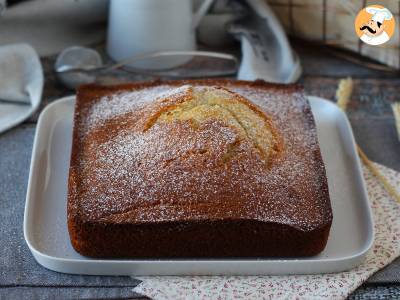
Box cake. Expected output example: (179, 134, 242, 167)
(67, 79, 332, 258)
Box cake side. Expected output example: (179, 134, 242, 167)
(68, 79, 332, 258)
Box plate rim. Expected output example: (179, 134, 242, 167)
(23, 95, 375, 274)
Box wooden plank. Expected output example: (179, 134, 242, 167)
(294, 41, 400, 78)
(302, 77, 400, 117)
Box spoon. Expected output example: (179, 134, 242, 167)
(55, 47, 239, 89)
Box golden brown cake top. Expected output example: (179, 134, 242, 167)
(69, 80, 331, 232)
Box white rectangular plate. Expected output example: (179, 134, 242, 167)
(24, 96, 374, 276)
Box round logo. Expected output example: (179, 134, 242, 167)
(354, 4, 395, 46)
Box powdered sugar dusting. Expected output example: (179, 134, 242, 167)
(70, 83, 331, 231)
(83, 85, 191, 132)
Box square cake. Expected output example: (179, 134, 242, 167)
(68, 80, 332, 258)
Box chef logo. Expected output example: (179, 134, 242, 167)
(355, 5, 395, 46)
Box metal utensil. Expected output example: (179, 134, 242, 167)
(54, 46, 103, 89)
(55, 47, 239, 89)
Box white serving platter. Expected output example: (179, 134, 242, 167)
(24, 96, 374, 276)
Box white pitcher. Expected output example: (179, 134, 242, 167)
(107, 0, 214, 70)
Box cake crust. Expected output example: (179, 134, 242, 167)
(68, 79, 332, 258)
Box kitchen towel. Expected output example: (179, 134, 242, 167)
(0, 43, 43, 134)
(133, 162, 400, 300)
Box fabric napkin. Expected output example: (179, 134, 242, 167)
(0, 43, 43, 134)
(133, 163, 400, 300)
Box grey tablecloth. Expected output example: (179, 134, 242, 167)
(0, 126, 141, 287)
(1, 124, 399, 294)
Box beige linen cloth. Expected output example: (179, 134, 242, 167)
(134, 163, 400, 299)
(267, 0, 400, 69)
(0, 44, 43, 134)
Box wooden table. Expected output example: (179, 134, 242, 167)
(1, 41, 399, 299)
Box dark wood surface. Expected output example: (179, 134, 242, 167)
(1, 41, 400, 299)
